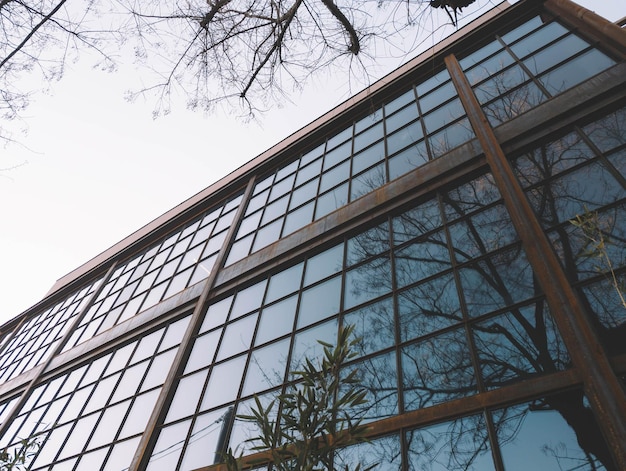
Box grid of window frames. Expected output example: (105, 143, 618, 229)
(147, 163, 584, 469)
(459, 15, 616, 126)
(511, 106, 626, 357)
(225, 68, 476, 266)
(0, 5, 621, 471)
(0, 278, 103, 385)
(62, 194, 243, 351)
(224, 14, 616, 267)
(332, 389, 607, 470)
(0, 315, 191, 471)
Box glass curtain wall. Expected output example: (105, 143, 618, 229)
(0, 3, 623, 471)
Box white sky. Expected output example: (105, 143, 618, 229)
(0, 0, 622, 323)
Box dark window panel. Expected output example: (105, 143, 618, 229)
(398, 273, 463, 342)
(402, 327, 477, 410)
(473, 301, 570, 389)
(493, 393, 614, 470)
(458, 246, 536, 318)
(394, 230, 451, 289)
(406, 413, 494, 470)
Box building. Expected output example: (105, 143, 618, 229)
(0, 0, 624, 469)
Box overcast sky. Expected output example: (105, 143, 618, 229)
(0, 0, 622, 323)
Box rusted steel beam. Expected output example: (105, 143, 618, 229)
(128, 177, 257, 471)
(544, 0, 626, 59)
(445, 52, 626, 469)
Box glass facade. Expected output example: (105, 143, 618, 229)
(0, 1, 624, 470)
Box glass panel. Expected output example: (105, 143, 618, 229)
(216, 313, 258, 361)
(419, 80, 455, 114)
(266, 263, 304, 303)
(341, 351, 398, 423)
(406, 414, 494, 470)
(443, 174, 501, 222)
(539, 49, 615, 97)
(336, 434, 402, 469)
(473, 302, 570, 389)
(393, 198, 442, 244)
(387, 120, 424, 157)
(315, 182, 349, 219)
(523, 33, 587, 75)
(346, 223, 390, 266)
(464, 48, 513, 85)
(344, 296, 395, 358)
(255, 295, 298, 346)
(350, 163, 386, 200)
(323, 140, 352, 170)
(291, 319, 339, 369)
(304, 244, 344, 286)
(230, 281, 267, 320)
(164, 371, 206, 423)
(402, 327, 476, 410)
(242, 338, 290, 396)
(386, 104, 419, 134)
(268, 173, 296, 202)
(355, 109, 383, 134)
(295, 157, 323, 187)
(398, 273, 463, 342)
(583, 107, 626, 153)
(527, 161, 624, 228)
(253, 219, 283, 252)
(200, 296, 232, 334)
(459, 246, 536, 318)
(394, 231, 451, 288)
(178, 408, 229, 470)
(494, 394, 614, 470)
(326, 125, 353, 151)
(474, 65, 529, 105)
(423, 98, 465, 133)
(282, 201, 315, 236)
(184, 330, 221, 374)
(388, 140, 430, 180)
(200, 355, 247, 410)
(289, 178, 318, 209)
(580, 274, 626, 355)
(146, 419, 191, 470)
(319, 160, 350, 193)
(447, 204, 518, 262)
(385, 89, 416, 115)
(354, 121, 383, 153)
(237, 211, 263, 238)
(261, 195, 289, 225)
(297, 276, 341, 328)
(509, 21, 568, 58)
(429, 118, 474, 157)
(344, 256, 392, 310)
(352, 140, 385, 175)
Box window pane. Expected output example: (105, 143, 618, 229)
(402, 327, 477, 410)
(406, 414, 494, 471)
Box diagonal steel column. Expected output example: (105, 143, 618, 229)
(445, 52, 626, 469)
(129, 177, 257, 471)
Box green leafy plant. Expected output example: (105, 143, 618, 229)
(0, 438, 39, 471)
(224, 324, 375, 471)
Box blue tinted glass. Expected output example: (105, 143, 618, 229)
(509, 21, 568, 59)
(388, 141, 429, 180)
(297, 276, 341, 328)
(282, 201, 315, 236)
(304, 244, 344, 286)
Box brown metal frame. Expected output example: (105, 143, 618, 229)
(445, 51, 626, 469)
(128, 176, 258, 471)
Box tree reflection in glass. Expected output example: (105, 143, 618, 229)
(406, 413, 494, 471)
